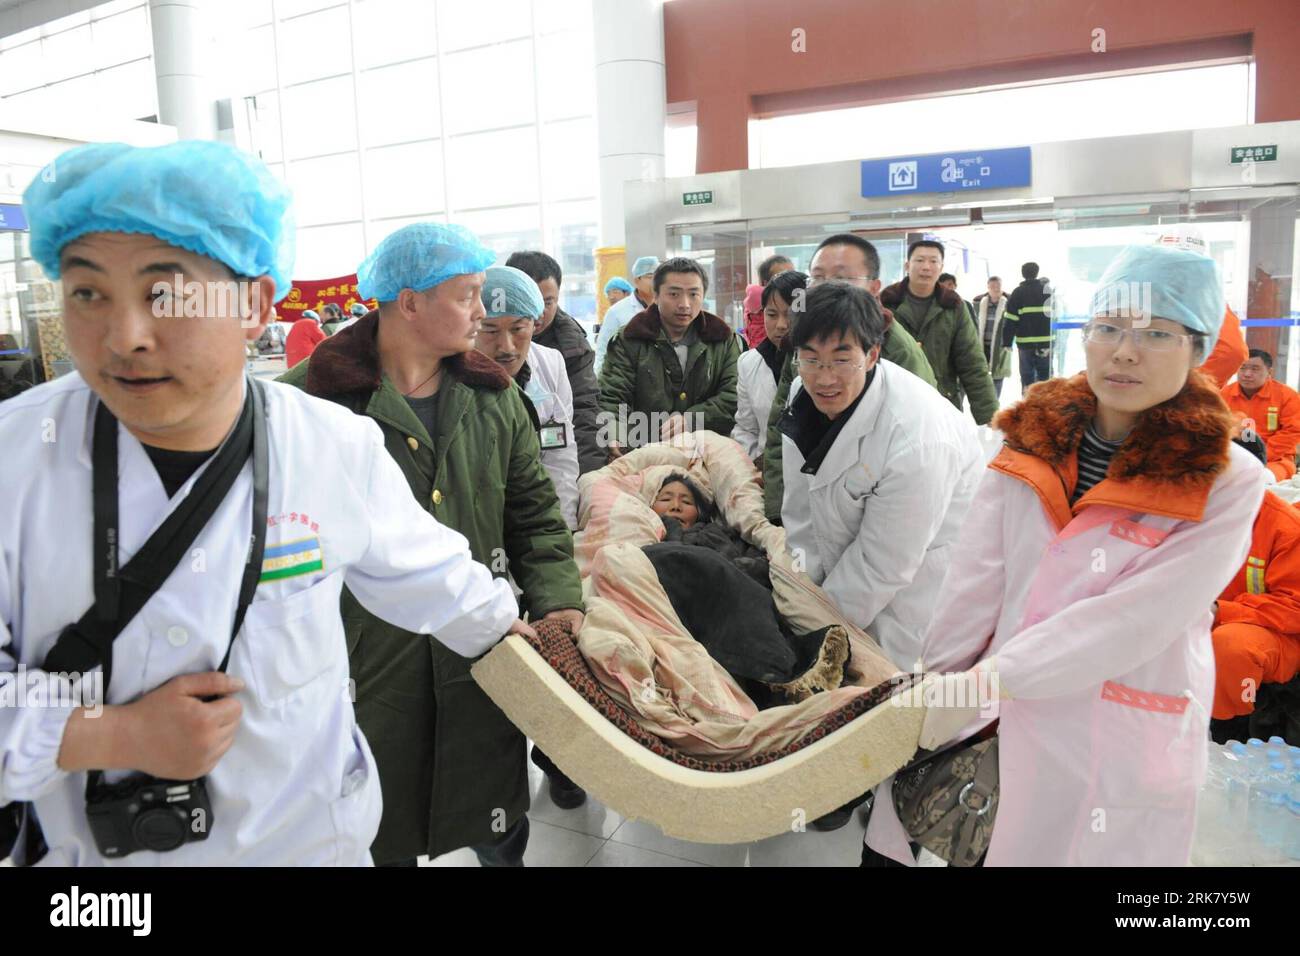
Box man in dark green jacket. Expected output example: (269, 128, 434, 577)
(881, 239, 999, 425)
(761, 236, 937, 523)
(598, 256, 739, 457)
(280, 222, 583, 867)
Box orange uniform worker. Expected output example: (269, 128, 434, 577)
(1212, 488, 1300, 719)
(1222, 349, 1300, 482)
(1198, 305, 1248, 387)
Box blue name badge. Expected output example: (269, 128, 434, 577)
(860, 147, 1032, 198)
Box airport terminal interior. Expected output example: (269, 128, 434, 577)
(1, 0, 1300, 870)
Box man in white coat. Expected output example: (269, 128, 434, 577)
(0, 140, 532, 866)
(779, 281, 984, 670)
(733, 270, 800, 464)
(594, 256, 657, 375)
(476, 265, 580, 529)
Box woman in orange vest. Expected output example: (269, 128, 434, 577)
(1221, 349, 1300, 482)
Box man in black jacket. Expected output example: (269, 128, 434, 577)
(507, 251, 604, 473)
(1004, 261, 1054, 394)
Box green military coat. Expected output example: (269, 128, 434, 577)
(881, 278, 999, 425)
(280, 312, 582, 862)
(597, 305, 740, 447)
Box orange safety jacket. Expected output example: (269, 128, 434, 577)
(1222, 376, 1300, 482)
(1217, 491, 1300, 636)
(1198, 306, 1248, 388)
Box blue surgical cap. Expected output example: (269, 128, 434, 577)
(303, 310, 320, 321)
(350, 302, 367, 317)
(23, 140, 295, 301)
(1090, 245, 1225, 353)
(631, 256, 658, 278)
(357, 222, 495, 302)
(604, 276, 634, 295)
(482, 265, 544, 322)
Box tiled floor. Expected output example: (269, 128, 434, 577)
(423, 746, 868, 867)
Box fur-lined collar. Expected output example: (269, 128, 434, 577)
(879, 278, 964, 312)
(623, 305, 733, 344)
(994, 370, 1233, 490)
(304, 310, 511, 398)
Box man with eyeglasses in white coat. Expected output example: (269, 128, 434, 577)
(779, 281, 984, 672)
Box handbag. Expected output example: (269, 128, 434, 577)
(891, 731, 998, 867)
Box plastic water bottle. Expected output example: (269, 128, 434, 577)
(1224, 742, 1252, 817)
(1287, 773, 1300, 861)
(1286, 797, 1300, 861)
(1248, 760, 1290, 859)
(1197, 744, 1233, 862)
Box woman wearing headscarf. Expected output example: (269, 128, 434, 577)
(864, 244, 1266, 866)
(642, 474, 848, 707)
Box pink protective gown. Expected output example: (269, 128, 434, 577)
(866, 372, 1265, 866)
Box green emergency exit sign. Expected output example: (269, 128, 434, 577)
(1231, 145, 1278, 164)
(683, 190, 714, 206)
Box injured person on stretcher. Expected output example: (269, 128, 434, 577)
(644, 473, 850, 708)
(469, 430, 924, 843)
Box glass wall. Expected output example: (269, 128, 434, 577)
(0, 0, 157, 122)
(217, 0, 601, 330)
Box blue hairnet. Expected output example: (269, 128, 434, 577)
(604, 276, 634, 295)
(303, 310, 320, 321)
(357, 222, 495, 302)
(631, 256, 658, 277)
(481, 265, 545, 322)
(350, 302, 367, 317)
(23, 140, 295, 301)
(1090, 245, 1225, 353)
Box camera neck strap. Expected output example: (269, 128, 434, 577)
(43, 378, 270, 692)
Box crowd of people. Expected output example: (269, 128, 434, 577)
(1, 138, 1298, 868)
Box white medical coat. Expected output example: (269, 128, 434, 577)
(781, 360, 984, 668)
(0, 373, 518, 865)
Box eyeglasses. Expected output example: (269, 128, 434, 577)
(793, 355, 867, 375)
(1082, 322, 1195, 352)
(808, 274, 874, 287)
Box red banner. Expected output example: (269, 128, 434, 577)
(279, 274, 377, 320)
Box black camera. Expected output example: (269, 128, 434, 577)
(85, 773, 213, 858)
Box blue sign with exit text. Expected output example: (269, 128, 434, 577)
(0, 204, 28, 230)
(860, 147, 1032, 198)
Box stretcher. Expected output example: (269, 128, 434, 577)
(472, 432, 926, 844)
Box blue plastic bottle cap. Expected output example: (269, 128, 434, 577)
(1229, 742, 1248, 754)
(1248, 738, 1265, 746)
(1270, 761, 1286, 771)
(1269, 736, 1286, 744)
